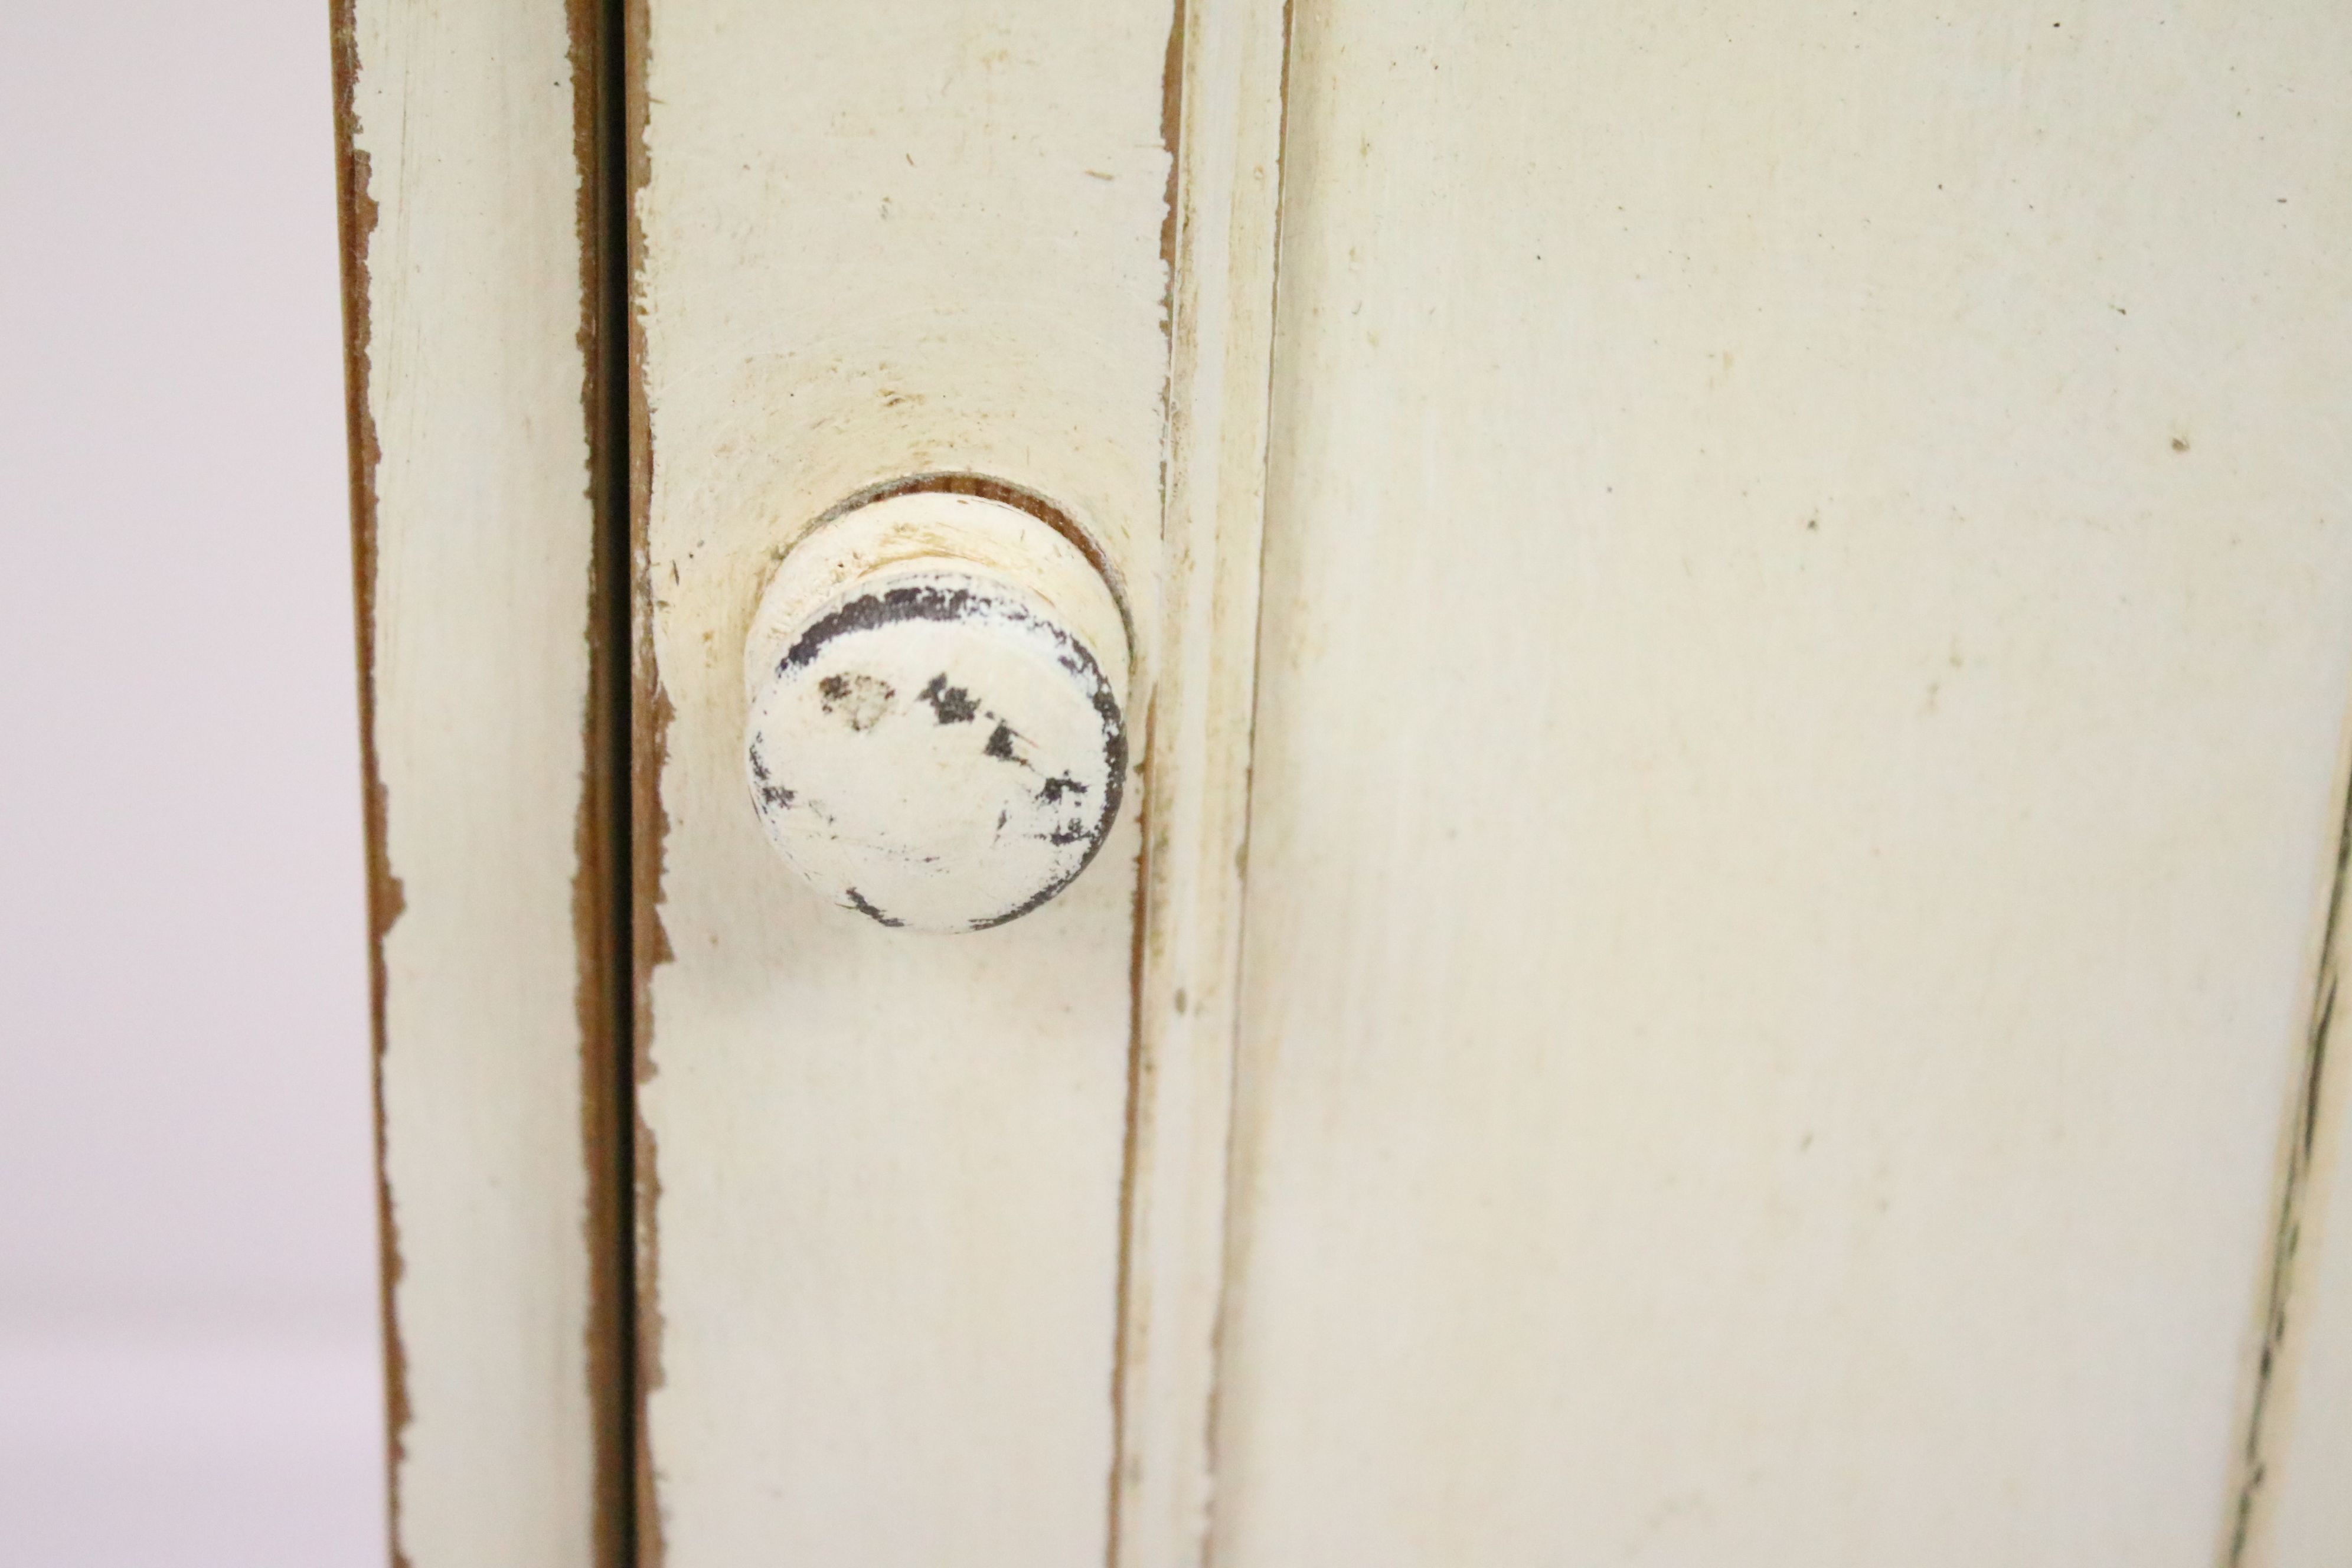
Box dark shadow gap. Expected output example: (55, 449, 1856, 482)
(584, 0, 638, 1559)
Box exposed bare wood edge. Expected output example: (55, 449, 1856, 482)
(1112, 1, 1293, 1562)
(1108, 11, 1192, 1547)
(568, 0, 636, 1563)
(326, 6, 410, 1564)
(621, 0, 670, 1563)
(2224, 721, 2352, 1567)
(1110, 689, 1159, 1568)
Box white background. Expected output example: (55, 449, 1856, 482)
(0, 4, 388, 1564)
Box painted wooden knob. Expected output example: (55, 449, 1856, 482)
(743, 488, 1129, 933)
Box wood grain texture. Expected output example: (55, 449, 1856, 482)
(1213, 4, 2352, 1564)
(335, 0, 622, 1563)
(1111, 0, 1291, 1562)
(628, 3, 1175, 1562)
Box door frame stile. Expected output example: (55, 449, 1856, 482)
(331, 0, 633, 1560)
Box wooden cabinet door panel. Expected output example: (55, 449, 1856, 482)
(1211, 5, 2352, 1565)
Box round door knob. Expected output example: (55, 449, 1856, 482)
(742, 488, 1129, 933)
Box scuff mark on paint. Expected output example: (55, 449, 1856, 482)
(844, 888, 905, 928)
(918, 674, 979, 724)
(816, 671, 895, 730)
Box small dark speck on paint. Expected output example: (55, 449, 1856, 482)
(2172, 436, 2191, 453)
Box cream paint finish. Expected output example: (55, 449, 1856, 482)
(631, 2, 1172, 1562)
(1216, 5, 2352, 1567)
(345, 1, 602, 1564)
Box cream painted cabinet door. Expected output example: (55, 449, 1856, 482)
(347, 2, 2352, 1565)
(1214, 6, 2352, 1567)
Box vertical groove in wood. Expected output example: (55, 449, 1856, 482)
(570, 0, 638, 1562)
(1113, 2, 1293, 1562)
(2226, 721, 2352, 1567)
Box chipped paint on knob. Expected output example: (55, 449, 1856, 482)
(743, 489, 1131, 933)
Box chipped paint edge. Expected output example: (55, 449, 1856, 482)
(326, 7, 409, 1563)
(620, 0, 671, 1563)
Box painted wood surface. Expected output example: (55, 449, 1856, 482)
(335, 1, 624, 1564)
(627, 2, 1173, 1562)
(1212, 5, 2352, 1566)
